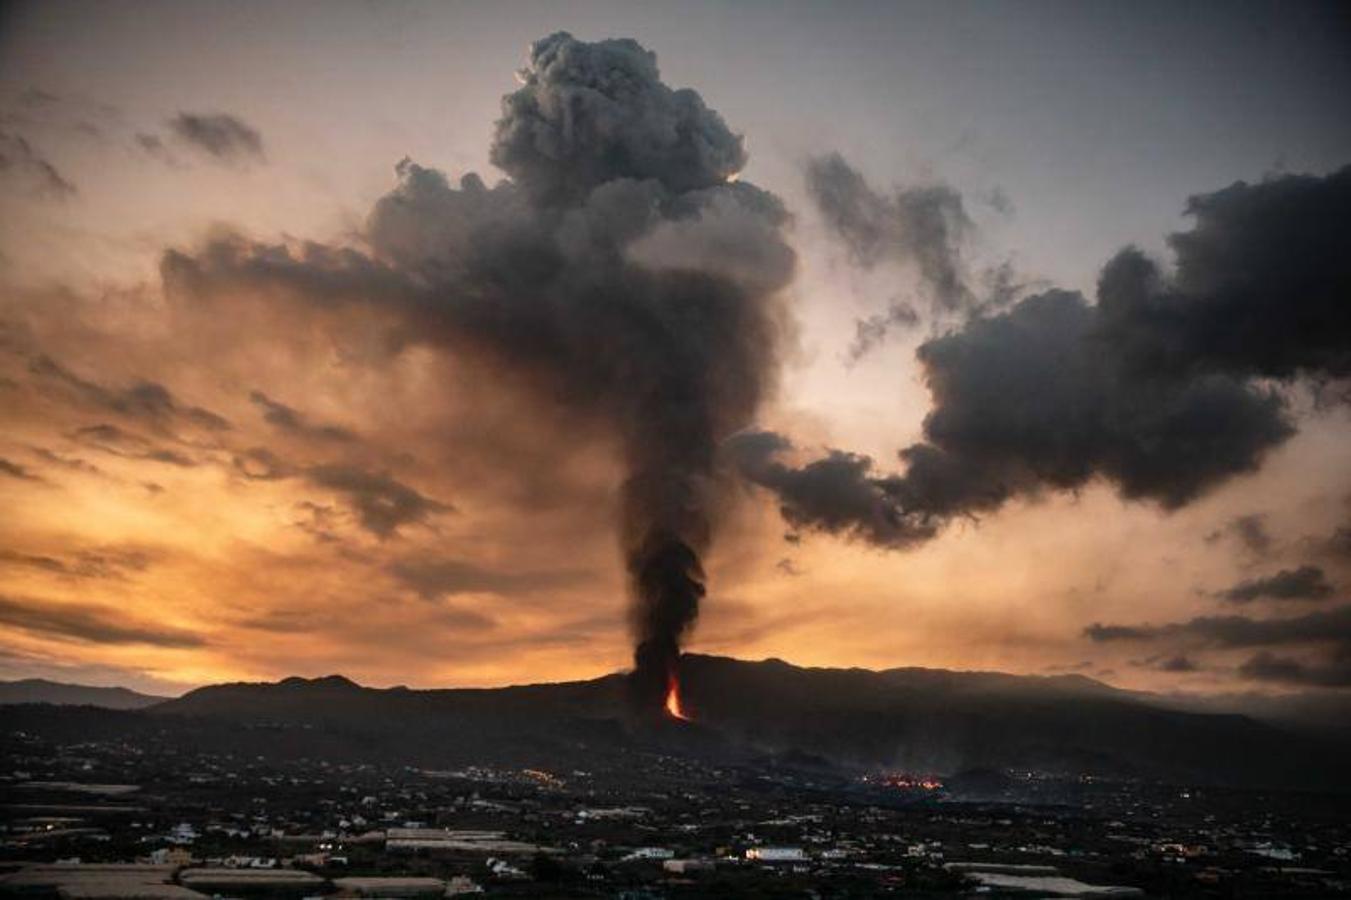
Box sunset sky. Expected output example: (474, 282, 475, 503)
(2, 0, 1349, 697)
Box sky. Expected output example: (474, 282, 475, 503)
(1, 0, 1348, 697)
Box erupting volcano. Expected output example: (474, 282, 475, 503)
(477, 31, 796, 719)
(152, 31, 796, 722)
(664, 675, 690, 721)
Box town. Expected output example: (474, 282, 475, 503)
(3, 725, 1349, 897)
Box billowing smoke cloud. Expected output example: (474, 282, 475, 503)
(160, 33, 794, 710)
(1096, 167, 1351, 381)
(847, 300, 919, 363)
(806, 153, 972, 313)
(806, 152, 1000, 361)
(733, 164, 1351, 547)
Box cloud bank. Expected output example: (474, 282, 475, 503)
(734, 163, 1351, 549)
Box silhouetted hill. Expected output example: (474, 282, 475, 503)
(1155, 689, 1351, 740)
(0, 678, 168, 709)
(130, 655, 1351, 791)
(674, 656, 1351, 788)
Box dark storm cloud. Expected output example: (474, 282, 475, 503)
(168, 112, 264, 164)
(387, 556, 583, 600)
(226, 445, 446, 539)
(911, 291, 1291, 508)
(72, 424, 197, 467)
(134, 132, 178, 166)
(1156, 654, 1198, 673)
(249, 390, 355, 442)
(1219, 565, 1334, 604)
(305, 464, 450, 539)
(1, 457, 43, 481)
(806, 152, 972, 313)
(232, 446, 291, 481)
(1238, 651, 1351, 688)
(0, 547, 151, 580)
(233, 601, 495, 638)
(30, 355, 231, 432)
(1084, 624, 1155, 642)
(1091, 591, 1351, 688)
(736, 166, 1351, 548)
(1096, 166, 1351, 381)
(26, 446, 106, 480)
(161, 32, 796, 710)
(292, 500, 340, 544)
(0, 129, 76, 199)
(1085, 604, 1351, 648)
(0, 550, 65, 574)
(0, 594, 203, 648)
(1206, 512, 1274, 556)
(3, 87, 121, 138)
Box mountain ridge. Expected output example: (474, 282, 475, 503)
(8, 657, 1347, 791)
(0, 677, 169, 709)
(136, 653, 1349, 791)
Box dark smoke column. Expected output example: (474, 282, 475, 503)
(487, 33, 795, 711)
(162, 32, 794, 712)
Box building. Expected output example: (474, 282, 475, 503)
(662, 858, 715, 874)
(624, 847, 674, 861)
(746, 846, 806, 862)
(331, 876, 446, 897)
(445, 875, 484, 895)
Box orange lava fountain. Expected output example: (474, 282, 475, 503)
(664, 676, 690, 721)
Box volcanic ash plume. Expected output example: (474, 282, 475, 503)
(161, 32, 796, 711)
(729, 161, 1351, 550)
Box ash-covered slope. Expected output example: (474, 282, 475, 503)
(131, 655, 1351, 790)
(0, 678, 168, 709)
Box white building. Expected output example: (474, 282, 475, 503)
(746, 846, 806, 862)
(624, 847, 674, 861)
(663, 858, 714, 874)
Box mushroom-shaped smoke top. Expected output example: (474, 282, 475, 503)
(492, 32, 749, 204)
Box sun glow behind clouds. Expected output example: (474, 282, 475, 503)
(1, 4, 1350, 697)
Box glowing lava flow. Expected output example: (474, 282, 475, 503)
(664, 677, 690, 721)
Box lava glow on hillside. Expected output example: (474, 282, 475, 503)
(664, 677, 690, 721)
